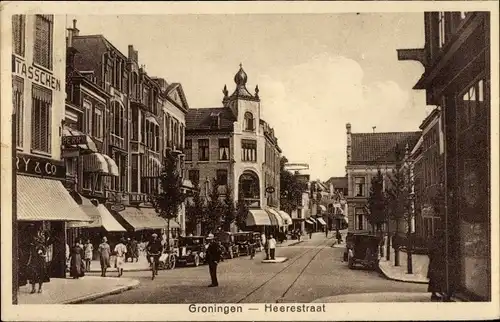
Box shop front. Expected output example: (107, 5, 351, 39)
(16, 153, 91, 282)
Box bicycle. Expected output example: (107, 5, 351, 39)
(148, 252, 160, 280)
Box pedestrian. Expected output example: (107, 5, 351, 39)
(297, 229, 301, 242)
(69, 240, 84, 279)
(205, 233, 221, 287)
(260, 232, 266, 252)
(309, 228, 312, 239)
(336, 228, 342, 244)
(268, 234, 277, 260)
(325, 226, 328, 238)
(26, 229, 50, 293)
(114, 238, 127, 277)
(131, 237, 139, 262)
(98, 237, 111, 277)
(427, 229, 447, 301)
(84, 239, 93, 272)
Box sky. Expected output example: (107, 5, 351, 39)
(71, 13, 429, 181)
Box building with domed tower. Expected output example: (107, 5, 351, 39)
(185, 64, 287, 234)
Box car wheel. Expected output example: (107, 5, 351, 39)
(193, 254, 200, 267)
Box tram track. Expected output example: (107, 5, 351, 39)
(236, 238, 333, 303)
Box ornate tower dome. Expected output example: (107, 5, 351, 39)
(234, 63, 248, 86)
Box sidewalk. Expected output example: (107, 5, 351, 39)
(378, 247, 429, 284)
(17, 276, 139, 304)
(312, 292, 432, 303)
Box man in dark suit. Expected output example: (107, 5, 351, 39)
(205, 234, 221, 287)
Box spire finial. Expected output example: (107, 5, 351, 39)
(255, 84, 259, 98)
(223, 84, 228, 97)
(239, 63, 243, 68)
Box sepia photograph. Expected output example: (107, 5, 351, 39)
(1, 1, 498, 321)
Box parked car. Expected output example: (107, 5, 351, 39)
(344, 232, 381, 270)
(176, 236, 207, 267)
(234, 232, 253, 256)
(216, 231, 239, 259)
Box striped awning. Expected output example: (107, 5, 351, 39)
(82, 153, 119, 177)
(265, 208, 284, 227)
(309, 217, 317, 223)
(246, 209, 272, 226)
(62, 126, 98, 153)
(317, 218, 327, 226)
(319, 205, 327, 212)
(115, 206, 180, 231)
(68, 197, 126, 231)
(17, 175, 91, 222)
(305, 219, 314, 224)
(146, 116, 160, 127)
(278, 210, 293, 226)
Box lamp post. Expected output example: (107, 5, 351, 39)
(406, 154, 415, 275)
(12, 106, 18, 304)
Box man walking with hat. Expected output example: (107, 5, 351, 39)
(205, 233, 221, 287)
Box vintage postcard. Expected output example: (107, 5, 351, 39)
(1, 1, 498, 321)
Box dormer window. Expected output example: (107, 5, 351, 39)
(210, 112, 220, 128)
(244, 112, 254, 131)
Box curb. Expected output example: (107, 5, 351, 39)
(286, 241, 303, 247)
(89, 267, 149, 273)
(378, 262, 429, 285)
(63, 279, 140, 304)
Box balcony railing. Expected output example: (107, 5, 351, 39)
(110, 134, 125, 150)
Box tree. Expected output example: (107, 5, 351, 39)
(185, 184, 205, 235)
(367, 169, 387, 233)
(235, 191, 249, 231)
(205, 178, 224, 234)
(149, 149, 185, 249)
(222, 185, 236, 231)
(385, 144, 410, 266)
(280, 156, 308, 214)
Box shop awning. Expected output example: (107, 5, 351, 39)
(319, 205, 327, 212)
(278, 210, 293, 226)
(115, 206, 180, 231)
(305, 219, 314, 224)
(265, 208, 284, 227)
(146, 116, 160, 127)
(62, 126, 98, 152)
(102, 154, 119, 176)
(68, 197, 126, 231)
(246, 209, 272, 226)
(149, 156, 162, 177)
(17, 175, 91, 222)
(317, 218, 327, 226)
(309, 217, 317, 223)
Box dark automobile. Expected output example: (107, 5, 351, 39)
(234, 232, 253, 256)
(177, 236, 207, 267)
(344, 232, 381, 270)
(216, 231, 239, 259)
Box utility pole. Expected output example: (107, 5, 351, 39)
(12, 107, 18, 304)
(407, 155, 414, 274)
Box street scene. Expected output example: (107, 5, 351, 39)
(3, 5, 494, 313)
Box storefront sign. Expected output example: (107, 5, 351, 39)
(265, 186, 275, 194)
(12, 55, 62, 91)
(16, 153, 66, 180)
(62, 135, 88, 146)
(110, 204, 125, 212)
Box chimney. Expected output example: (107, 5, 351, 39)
(73, 19, 79, 36)
(346, 123, 352, 163)
(67, 19, 80, 48)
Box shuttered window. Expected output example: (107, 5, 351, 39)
(12, 15, 26, 56)
(34, 15, 53, 70)
(93, 107, 103, 139)
(13, 77, 24, 148)
(31, 85, 52, 153)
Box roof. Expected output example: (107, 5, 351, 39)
(350, 131, 422, 165)
(185, 107, 236, 132)
(325, 177, 348, 189)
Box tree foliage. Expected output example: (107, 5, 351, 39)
(222, 185, 236, 231)
(205, 178, 224, 234)
(235, 191, 249, 231)
(367, 169, 387, 232)
(280, 156, 308, 213)
(185, 184, 205, 235)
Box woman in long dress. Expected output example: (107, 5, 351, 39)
(114, 238, 127, 277)
(427, 229, 447, 301)
(69, 241, 84, 279)
(98, 237, 111, 277)
(27, 232, 50, 293)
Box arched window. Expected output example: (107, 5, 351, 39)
(244, 112, 254, 131)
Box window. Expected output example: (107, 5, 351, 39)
(198, 139, 209, 161)
(111, 101, 124, 137)
(82, 99, 92, 134)
(244, 112, 254, 131)
(180, 124, 184, 149)
(31, 85, 52, 153)
(131, 107, 139, 141)
(13, 77, 24, 148)
(82, 172, 92, 191)
(218, 138, 230, 160)
(188, 170, 200, 186)
(242, 139, 257, 162)
(155, 125, 160, 152)
(354, 177, 365, 197)
(355, 208, 365, 230)
(210, 115, 220, 128)
(185, 140, 192, 161)
(92, 107, 103, 139)
(143, 87, 149, 107)
(131, 154, 139, 193)
(460, 79, 485, 130)
(216, 169, 228, 186)
(438, 12, 446, 48)
(34, 15, 53, 70)
(12, 15, 25, 56)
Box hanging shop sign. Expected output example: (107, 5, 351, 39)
(16, 153, 66, 180)
(62, 135, 88, 146)
(265, 186, 275, 194)
(12, 55, 62, 91)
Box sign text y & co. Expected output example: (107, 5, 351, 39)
(12, 55, 62, 91)
(16, 153, 66, 180)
